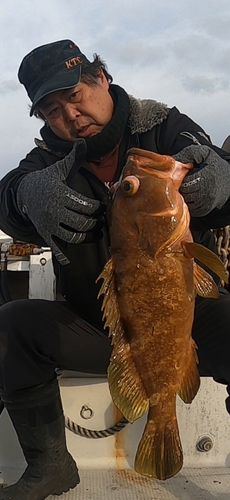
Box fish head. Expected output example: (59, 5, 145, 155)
(110, 148, 193, 256)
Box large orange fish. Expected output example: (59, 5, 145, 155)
(98, 148, 227, 480)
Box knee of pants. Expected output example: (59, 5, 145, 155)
(0, 299, 32, 344)
(0, 301, 30, 387)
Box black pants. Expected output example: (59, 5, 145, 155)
(0, 299, 112, 391)
(0, 290, 230, 412)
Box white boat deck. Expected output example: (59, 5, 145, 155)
(1, 377, 230, 499)
(1, 468, 230, 499)
(52, 468, 230, 499)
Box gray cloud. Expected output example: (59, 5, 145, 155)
(196, 14, 230, 40)
(0, 80, 19, 95)
(182, 75, 230, 94)
(102, 39, 168, 68)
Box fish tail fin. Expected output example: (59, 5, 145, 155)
(134, 408, 183, 480)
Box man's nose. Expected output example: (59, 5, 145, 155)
(64, 103, 80, 120)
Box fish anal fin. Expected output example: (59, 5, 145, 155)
(135, 411, 183, 480)
(178, 338, 200, 404)
(182, 241, 228, 284)
(97, 259, 149, 423)
(194, 262, 219, 298)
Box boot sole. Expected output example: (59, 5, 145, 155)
(0, 457, 80, 500)
(53, 468, 80, 496)
(0, 472, 80, 500)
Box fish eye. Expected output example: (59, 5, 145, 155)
(121, 176, 140, 196)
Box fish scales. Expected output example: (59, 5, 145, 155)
(98, 148, 227, 481)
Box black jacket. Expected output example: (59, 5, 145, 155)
(0, 101, 230, 329)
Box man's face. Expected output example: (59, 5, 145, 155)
(38, 71, 114, 141)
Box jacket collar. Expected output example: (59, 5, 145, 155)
(128, 95, 168, 134)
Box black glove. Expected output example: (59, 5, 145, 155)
(174, 145, 230, 216)
(17, 139, 104, 265)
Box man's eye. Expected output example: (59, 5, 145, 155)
(48, 107, 59, 117)
(70, 91, 80, 102)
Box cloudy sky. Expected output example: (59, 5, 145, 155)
(1, 0, 230, 177)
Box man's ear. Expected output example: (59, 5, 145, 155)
(99, 69, 109, 89)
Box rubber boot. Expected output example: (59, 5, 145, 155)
(0, 378, 80, 500)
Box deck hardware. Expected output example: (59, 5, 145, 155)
(196, 436, 213, 452)
(80, 404, 94, 420)
(40, 257, 47, 266)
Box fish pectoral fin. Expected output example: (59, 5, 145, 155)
(193, 262, 219, 298)
(135, 408, 183, 480)
(182, 241, 228, 284)
(178, 339, 200, 404)
(97, 258, 149, 423)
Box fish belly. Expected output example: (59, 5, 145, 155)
(115, 253, 194, 388)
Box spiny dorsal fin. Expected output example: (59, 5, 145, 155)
(97, 259, 149, 422)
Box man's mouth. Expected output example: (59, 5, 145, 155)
(77, 125, 92, 138)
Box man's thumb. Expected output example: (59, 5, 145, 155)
(55, 139, 87, 180)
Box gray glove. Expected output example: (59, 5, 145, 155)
(174, 145, 230, 216)
(17, 139, 104, 265)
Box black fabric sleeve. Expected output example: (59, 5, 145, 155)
(190, 199, 230, 231)
(155, 107, 230, 229)
(157, 107, 212, 154)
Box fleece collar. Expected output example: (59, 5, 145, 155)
(128, 95, 168, 134)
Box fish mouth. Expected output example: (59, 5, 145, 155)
(127, 148, 173, 174)
(127, 148, 193, 187)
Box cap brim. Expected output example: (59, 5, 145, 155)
(30, 66, 82, 116)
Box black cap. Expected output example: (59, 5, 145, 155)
(18, 39, 90, 115)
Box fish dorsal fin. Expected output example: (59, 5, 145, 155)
(178, 338, 200, 403)
(97, 259, 149, 423)
(193, 262, 219, 298)
(182, 242, 228, 284)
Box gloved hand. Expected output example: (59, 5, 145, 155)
(174, 145, 230, 216)
(17, 139, 104, 265)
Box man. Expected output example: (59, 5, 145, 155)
(0, 39, 230, 500)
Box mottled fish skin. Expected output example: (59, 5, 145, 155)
(98, 148, 223, 480)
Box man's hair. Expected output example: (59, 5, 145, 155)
(33, 54, 113, 120)
(81, 54, 113, 85)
